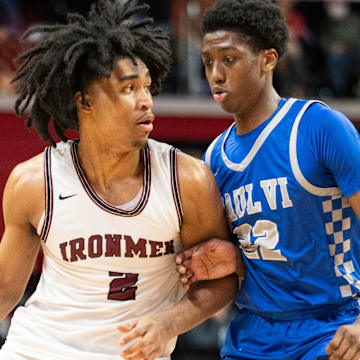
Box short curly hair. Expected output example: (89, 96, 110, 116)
(202, 0, 289, 58)
(12, 0, 171, 144)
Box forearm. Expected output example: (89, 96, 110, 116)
(156, 274, 238, 338)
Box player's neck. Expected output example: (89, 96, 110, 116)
(234, 88, 281, 135)
(76, 138, 143, 193)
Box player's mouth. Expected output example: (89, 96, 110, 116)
(136, 113, 154, 132)
(212, 87, 228, 103)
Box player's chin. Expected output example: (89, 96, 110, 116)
(220, 101, 238, 115)
(132, 138, 148, 150)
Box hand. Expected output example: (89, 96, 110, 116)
(326, 323, 360, 359)
(118, 317, 170, 360)
(175, 238, 243, 289)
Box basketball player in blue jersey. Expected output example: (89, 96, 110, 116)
(176, 0, 360, 359)
(0, 1, 239, 359)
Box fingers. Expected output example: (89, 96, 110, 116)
(326, 325, 360, 360)
(175, 252, 184, 265)
(176, 259, 192, 275)
(176, 258, 194, 290)
(118, 323, 145, 346)
(118, 326, 148, 360)
(179, 275, 195, 290)
(176, 261, 193, 276)
(120, 338, 147, 359)
(117, 321, 137, 334)
(175, 248, 197, 264)
(342, 345, 357, 360)
(119, 329, 161, 360)
(328, 336, 349, 360)
(178, 266, 196, 290)
(176, 264, 186, 275)
(327, 327, 345, 355)
(121, 349, 158, 360)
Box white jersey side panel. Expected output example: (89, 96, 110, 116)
(1, 139, 185, 360)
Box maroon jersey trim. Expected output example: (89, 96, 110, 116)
(170, 148, 183, 227)
(70, 140, 151, 217)
(40, 146, 54, 242)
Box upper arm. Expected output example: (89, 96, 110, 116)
(0, 155, 44, 301)
(177, 152, 230, 249)
(302, 104, 360, 197)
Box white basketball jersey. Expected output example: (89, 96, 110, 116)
(1, 139, 185, 360)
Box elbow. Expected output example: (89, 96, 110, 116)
(0, 282, 24, 321)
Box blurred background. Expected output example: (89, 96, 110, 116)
(0, 0, 360, 358)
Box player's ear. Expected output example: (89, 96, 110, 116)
(75, 91, 92, 113)
(261, 48, 278, 73)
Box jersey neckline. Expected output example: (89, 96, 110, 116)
(70, 140, 151, 216)
(221, 98, 297, 172)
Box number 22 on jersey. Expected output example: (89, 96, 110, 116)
(234, 220, 287, 261)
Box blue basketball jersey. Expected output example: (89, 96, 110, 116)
(204, 98, 360, 317)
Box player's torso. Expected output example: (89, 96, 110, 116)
(207, 98, 360, 315)
(4, 139, 184, 359)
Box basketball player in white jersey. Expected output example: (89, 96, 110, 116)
(0, 1, 239, 359)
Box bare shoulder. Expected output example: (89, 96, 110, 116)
(176, 151, 216, 196)
(3, 152, 45, 228)
(7, 153, 44, 194)
(176, 151, 229, 248)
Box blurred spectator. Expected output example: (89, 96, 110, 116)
(0, 0, 21, 35)
(0, 27, 20, 95)
(170, 0, 215, 95)
(0, 0, 23, 95)
(274, 0, 311, 98)
(319, 1, 360, 97)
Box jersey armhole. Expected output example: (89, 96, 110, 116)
(289, 100, 341, 197)
(170, 147, 183, 228)
(39, 146, 54, 242)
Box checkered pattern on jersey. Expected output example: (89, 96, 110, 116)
(323, 194, 360, 298)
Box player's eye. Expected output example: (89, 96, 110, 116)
(224, 56, 235, 63)
(202, 58, 213, 66)
(123, 84, 135, 93)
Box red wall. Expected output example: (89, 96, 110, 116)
(0, 113, 46, 234)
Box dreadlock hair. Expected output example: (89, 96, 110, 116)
(12, 0, 172, 144)
(202, 0, 289, 59)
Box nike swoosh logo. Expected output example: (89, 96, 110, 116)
(59, 193, 78, 200)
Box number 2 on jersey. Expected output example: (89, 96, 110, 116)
(233, 220, 287, 261)
(108, 272, 139, 300)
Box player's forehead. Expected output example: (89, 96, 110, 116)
(201, 30, 250, 56)
(87, 57, 151, 94)
(112, 57, 150, 81)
